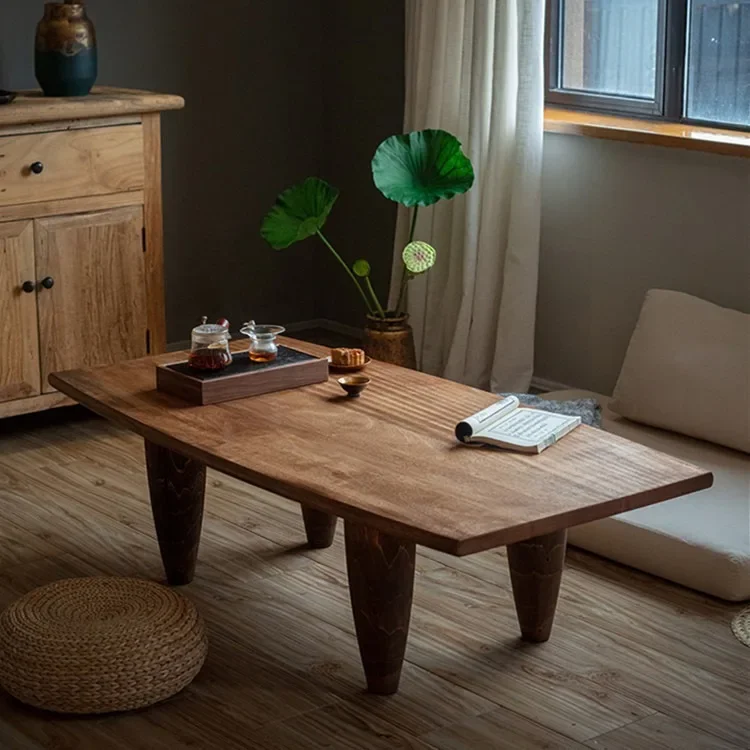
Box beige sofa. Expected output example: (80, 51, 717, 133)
(542, 290, 749, 602)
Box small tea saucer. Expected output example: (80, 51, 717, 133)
(327, 356, 371, 373)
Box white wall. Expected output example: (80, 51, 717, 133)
(536, 133, 750, 395)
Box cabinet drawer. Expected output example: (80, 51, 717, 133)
(0, 125, 144, 206)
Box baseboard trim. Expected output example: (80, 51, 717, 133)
(283, 318, 328, 333)
(531, 376, 575, 394)
(280, 318, 362, 339)
(317, 319, 362, 339)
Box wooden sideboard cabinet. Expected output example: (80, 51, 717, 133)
(0, 87, 183, 418)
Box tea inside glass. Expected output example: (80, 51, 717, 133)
(240, 322, 285, 362)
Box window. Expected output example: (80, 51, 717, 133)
(546, 0, 750, 130)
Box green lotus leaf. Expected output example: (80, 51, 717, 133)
(260, 177, 339, 249)
(402, 241, 436, 274)
(352, 259, 371, 277)
(371, 129, 474, 208)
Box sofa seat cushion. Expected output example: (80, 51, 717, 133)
(544, 389, 750, 601)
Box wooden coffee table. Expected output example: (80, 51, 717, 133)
(50, 339, 712, 695)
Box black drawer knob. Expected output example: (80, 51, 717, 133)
(21, 280, 35, 293)
(41, 276, 55, 290)
(30, 161, 44, 175)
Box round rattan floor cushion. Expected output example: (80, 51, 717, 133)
(0, 577, 207, 714)
(732, 607, 750, 648)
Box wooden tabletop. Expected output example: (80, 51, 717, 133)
(49, 339, 713, 556)
(0, 87, 184, 127)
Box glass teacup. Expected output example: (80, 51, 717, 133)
(240, 321, 285, 362)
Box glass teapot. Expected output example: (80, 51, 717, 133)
(188, 317, 232, 371)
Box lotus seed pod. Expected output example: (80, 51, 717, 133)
(403, 241, 436, 274)
(353, 259, 371, 277)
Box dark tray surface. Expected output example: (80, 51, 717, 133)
(166, 346, 319, 381)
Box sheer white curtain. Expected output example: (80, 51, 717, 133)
(390, 0, 545, 392)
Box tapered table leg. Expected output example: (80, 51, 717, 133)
(301, 507, 337, 549)
(145, 440, 206, 586)
(344, 521, 416, 695)
(507, 530, 567, 642)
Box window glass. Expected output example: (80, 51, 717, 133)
(559, 0, 661, 100)
(685, 0, 750, 127)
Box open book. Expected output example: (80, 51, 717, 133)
(455, 396, 581, 454)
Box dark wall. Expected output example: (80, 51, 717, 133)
(319, 0, 405, 326)
(0, 0, 323, 342)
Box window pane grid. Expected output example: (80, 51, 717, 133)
(547, 0, 750, 130)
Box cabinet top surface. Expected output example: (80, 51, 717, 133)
(0, 86, 184, 127)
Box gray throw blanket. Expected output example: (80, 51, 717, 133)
(500, 394, 602, 428)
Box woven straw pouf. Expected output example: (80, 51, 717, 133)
(731, 607, 750, 648)
(0, 577, 207, 714)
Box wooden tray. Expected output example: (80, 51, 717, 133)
(156, 346, 328, 405)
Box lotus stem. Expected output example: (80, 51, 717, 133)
(395, 268, 412, 316)
(408, 206, 419, 243)
(364, 276, 386, 318)
(316, 230, 375, 314)
(394, 206, 422, 315)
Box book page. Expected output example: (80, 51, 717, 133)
(478, 409, 576, 447)
(455, 396, 519, 442)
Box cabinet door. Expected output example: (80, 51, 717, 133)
(35, 206, 148, 392)
(0, 220, 41, 402)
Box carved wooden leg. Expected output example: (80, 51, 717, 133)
(145, 440, 206, 586)
(507, 530, 567, 643)
(344, 521, 416, 695)
(301, 507, 337, 549)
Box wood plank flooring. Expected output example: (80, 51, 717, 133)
(0, 407, 747, 750)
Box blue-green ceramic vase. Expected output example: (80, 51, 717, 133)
(35, 2, 97, 97)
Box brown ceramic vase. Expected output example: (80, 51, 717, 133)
(35, 2, 98, 97)
(362, 314, 417, 369)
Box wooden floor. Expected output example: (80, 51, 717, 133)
(0, 408, 747, 750)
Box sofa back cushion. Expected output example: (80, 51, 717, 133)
(610, 290, 750, 454)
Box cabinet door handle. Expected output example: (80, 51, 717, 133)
(40, 276, 55, 290)
(30, 161, 44, 175)
(21, 280, 36, 293)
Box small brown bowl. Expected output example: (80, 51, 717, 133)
(337, 375, 371, 398)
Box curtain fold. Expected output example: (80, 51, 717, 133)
(391, 0, 545, 393)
